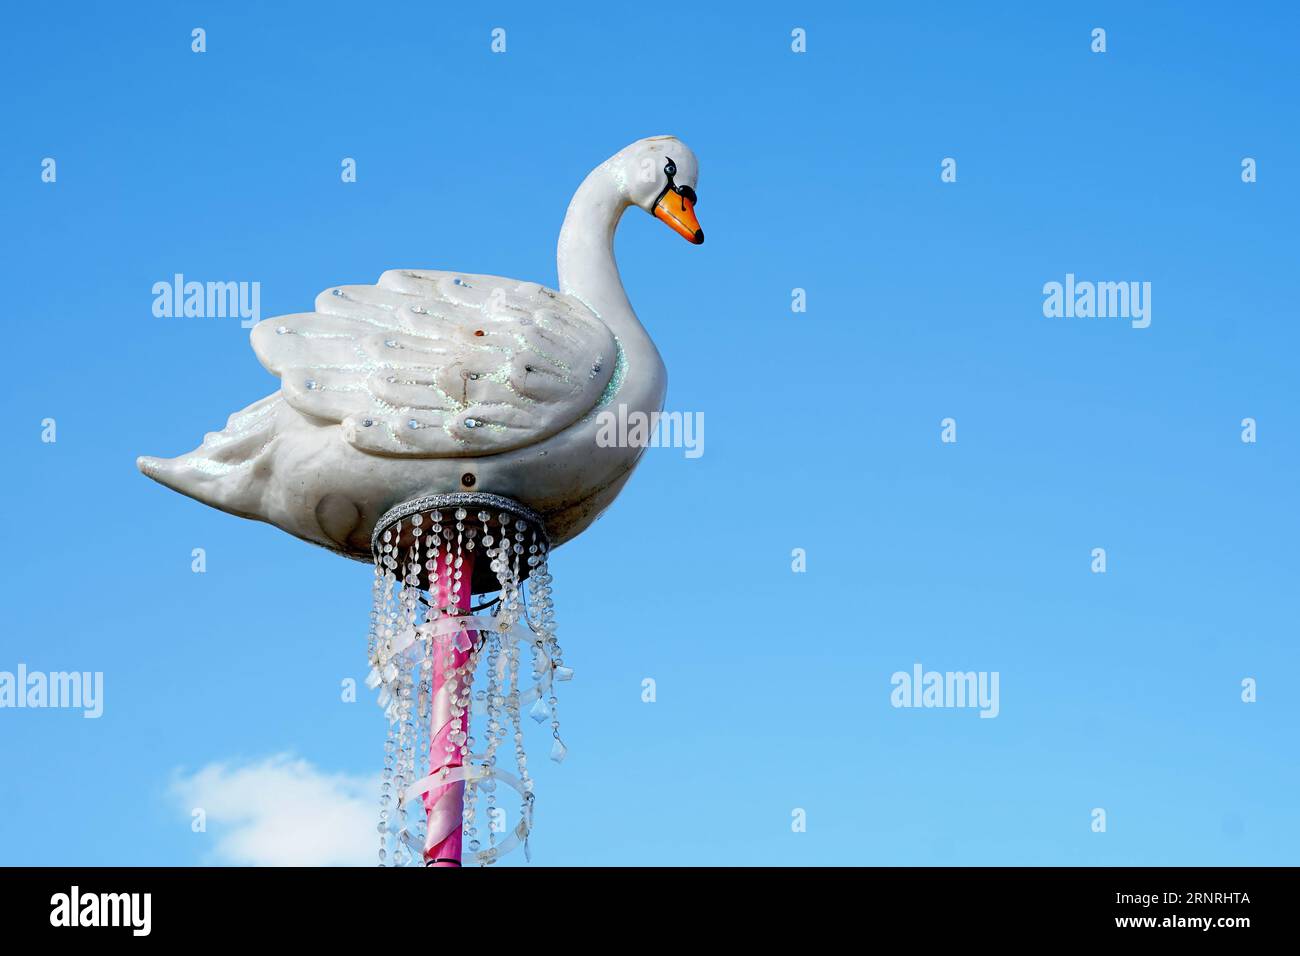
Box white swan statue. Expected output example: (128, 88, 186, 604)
(138, 136, 703, 558)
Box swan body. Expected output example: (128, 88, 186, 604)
(138, 136, 702, 558)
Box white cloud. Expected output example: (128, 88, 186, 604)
(169, 754, 378, 866)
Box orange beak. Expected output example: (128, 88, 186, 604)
(654, 188, 704, 244)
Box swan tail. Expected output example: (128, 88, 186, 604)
(136, 392, 283, 520)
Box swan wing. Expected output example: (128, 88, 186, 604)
(250, 270, 616, 457)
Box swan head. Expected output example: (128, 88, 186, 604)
(611, 136, 703, 245)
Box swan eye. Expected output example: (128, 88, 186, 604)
(664, 161, 677, 177)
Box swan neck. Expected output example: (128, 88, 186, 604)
(556, 166, 637, 328)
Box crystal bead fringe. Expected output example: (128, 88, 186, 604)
(367, 497, 562, 867)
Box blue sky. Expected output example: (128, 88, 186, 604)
(1, 0, 1297, 865)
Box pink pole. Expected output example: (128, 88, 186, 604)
(423, 546, 475, 866)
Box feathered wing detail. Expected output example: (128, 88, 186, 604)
(250, 270, 616, 458)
